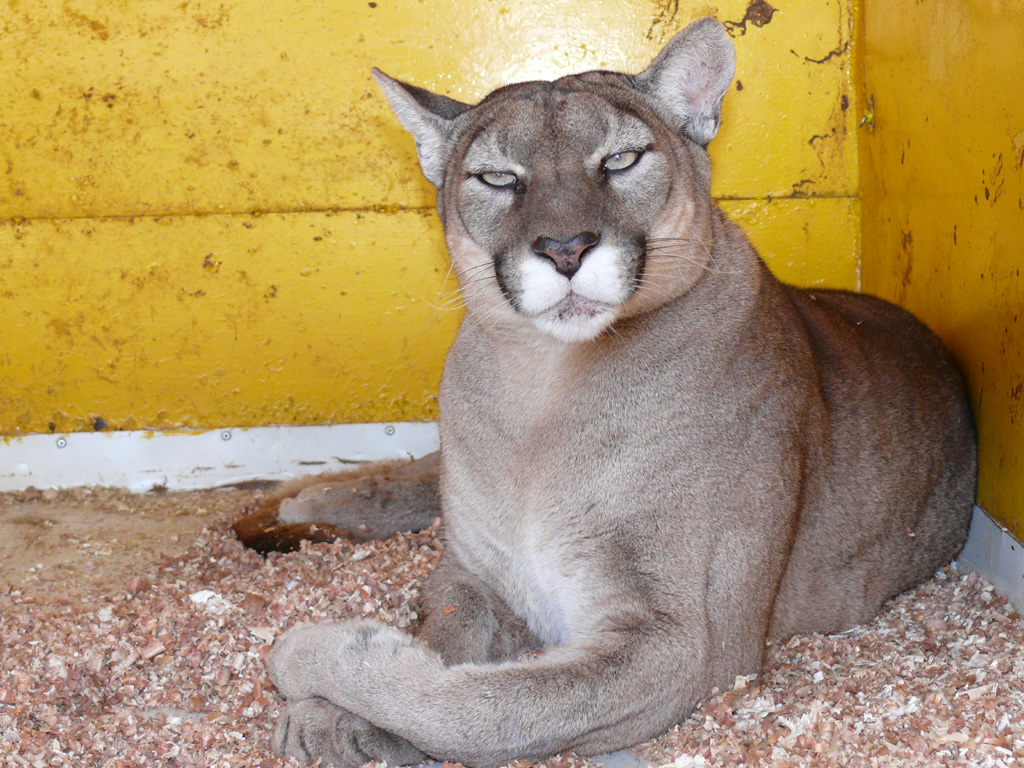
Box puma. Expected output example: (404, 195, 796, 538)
(259, 18, 976, 767)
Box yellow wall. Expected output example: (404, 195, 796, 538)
(858, 0, 1024, 536)
(0, 0, 859, 436)
(9, 1, 1019, 536)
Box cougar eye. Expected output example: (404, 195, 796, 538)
(603, 150, 641, 172)
(479, 171, 518, 188)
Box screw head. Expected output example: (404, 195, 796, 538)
(221, 431, 232, 441)
(385, 425, 395, 436)
(56, 437, 68, 449)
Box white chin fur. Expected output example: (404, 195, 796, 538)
(533, 304, 617, 342)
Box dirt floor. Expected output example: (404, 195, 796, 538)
(0, 485, 264, 598)
(2, 486, 1024, 767)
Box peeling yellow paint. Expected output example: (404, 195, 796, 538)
(858, 0, 1024, 535)
(1, 0, 859, 436)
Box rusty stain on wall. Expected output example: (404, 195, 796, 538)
(723, 0, 776, 36)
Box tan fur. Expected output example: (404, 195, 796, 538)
(264, 19, 976, 767)
(232, 455, 440, 552)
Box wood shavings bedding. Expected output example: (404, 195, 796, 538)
(1, 489, 1022, 767)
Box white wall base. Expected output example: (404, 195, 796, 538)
(2, 425, 1020, 611)
(0, 422, 439, 493)
(957, 505, 1024, 613)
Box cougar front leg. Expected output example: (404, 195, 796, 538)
(271, 551, 540, 767)
(416, 550, 541, 664)
(233, 451, 441, 553)
(268, 612, 708, 767)
(272, 697, 428, 768)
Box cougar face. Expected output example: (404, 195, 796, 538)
(441, 79, 716, 342)
(449, 84, 688, 342)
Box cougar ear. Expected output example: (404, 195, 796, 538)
(632, 18, 736, 146)
(372, 68, 472, 188)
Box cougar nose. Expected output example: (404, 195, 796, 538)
(531, 232, 600, 278)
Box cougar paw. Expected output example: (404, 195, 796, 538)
(267, 619, 419, 701)
(273, 697, 428, 768)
